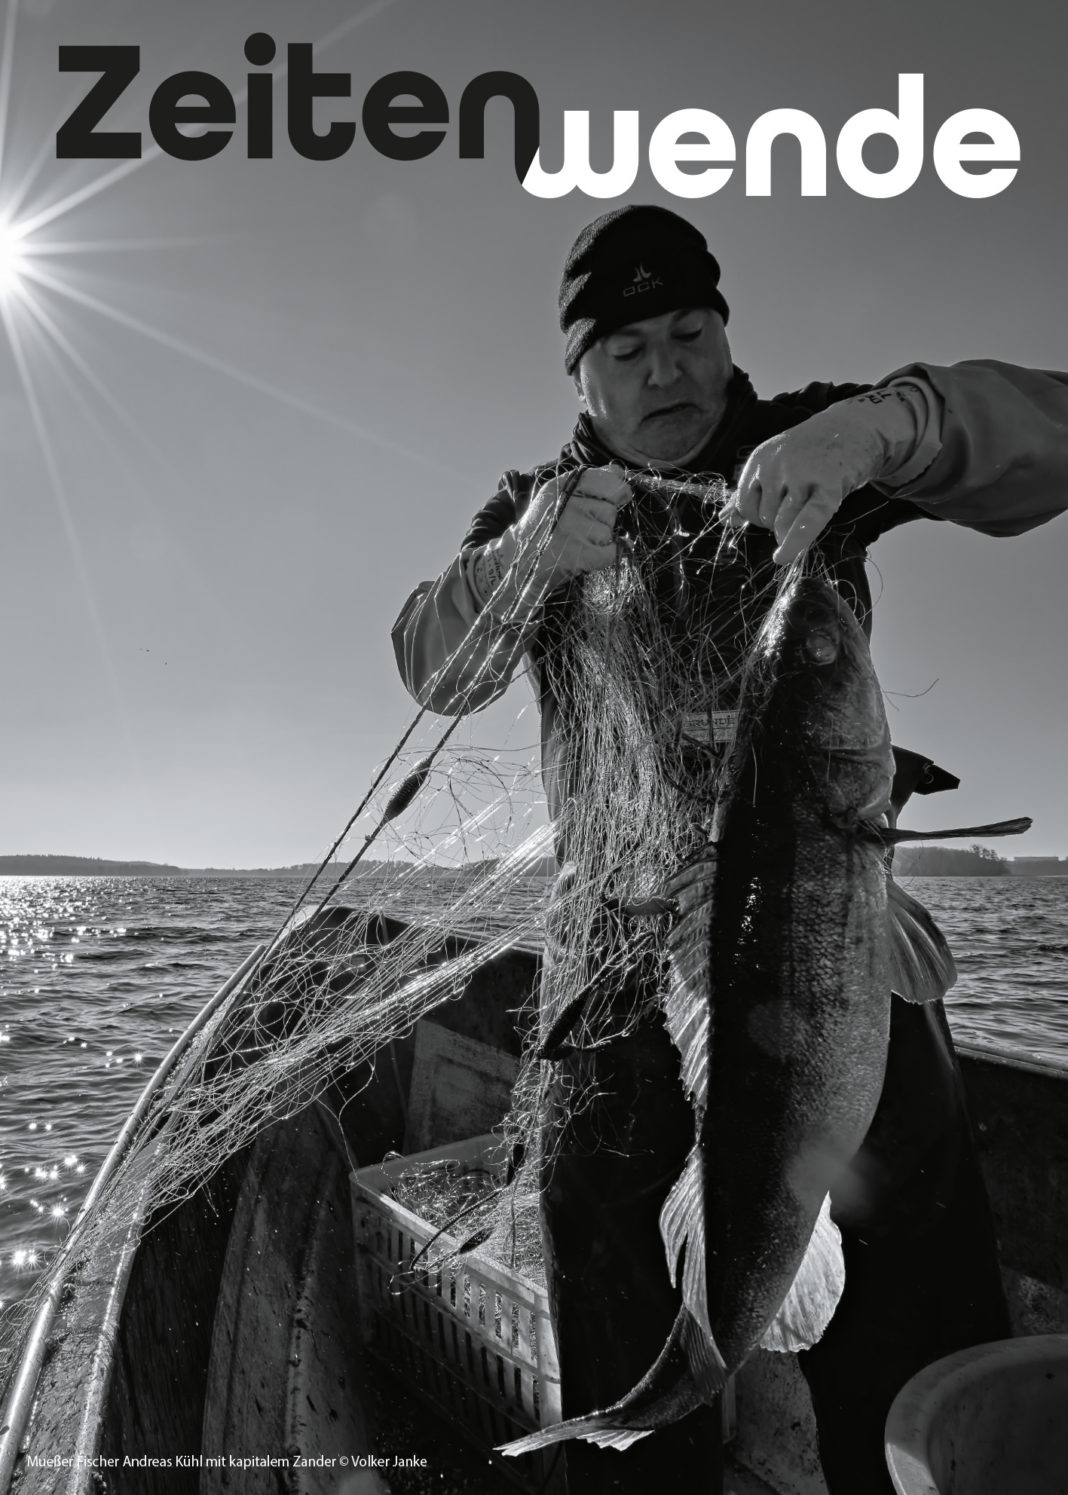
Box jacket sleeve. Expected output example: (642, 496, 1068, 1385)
(872, 360, 1068, 535)
(391, 475, 535, 716)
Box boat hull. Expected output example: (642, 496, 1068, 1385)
(4, 910, 1067, 1495)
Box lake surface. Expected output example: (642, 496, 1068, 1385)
(0, 872, 1065, 1310)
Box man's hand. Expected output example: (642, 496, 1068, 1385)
(513, 465, 632, 586)
(469, 466, 632, 617)
(726, 390, 920, 564)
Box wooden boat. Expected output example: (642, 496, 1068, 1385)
(1, 904, 1066, 1495)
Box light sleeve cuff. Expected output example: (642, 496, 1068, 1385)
(870, 376, 944, 491)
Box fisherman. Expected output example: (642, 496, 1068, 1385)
(392, 205, 1068, 1495)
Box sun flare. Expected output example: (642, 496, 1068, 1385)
(0, 215, 25, 296)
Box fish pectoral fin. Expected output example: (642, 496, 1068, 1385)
(534, 981, 600, 1058)
(665, 842, 718, 902)
(879, 815, 1032, 844)
(886, 878, 958, 1003)
(497, 1308, 726, 1458)
(608, 845, 717, 924)
(759, 1195, 845, 1354)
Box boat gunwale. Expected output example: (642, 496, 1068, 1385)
(954, 1037, 1068, 1082)
(1, 910, 1065, 1494)
(0, 941, 267, 1495)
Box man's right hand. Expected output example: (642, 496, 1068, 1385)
(508, 465, 632, 589)
(468, 466, 632, 617)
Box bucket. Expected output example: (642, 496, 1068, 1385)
(884, 1334, 1068, 1494)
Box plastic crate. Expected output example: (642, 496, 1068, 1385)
(351, 1134, 563, 1492)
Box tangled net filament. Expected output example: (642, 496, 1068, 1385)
(0, 469, 792, 1384)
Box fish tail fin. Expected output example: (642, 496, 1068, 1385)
(498, 1308, 726, 1458)
(499, 1421, 653, 1456)
(759, 1194, 845, 1353)
(679, 1301, 729, 1398)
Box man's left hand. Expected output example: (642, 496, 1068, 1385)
(726, 393, 914, 564)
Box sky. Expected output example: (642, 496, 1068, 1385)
(0, 0, 1065, 865)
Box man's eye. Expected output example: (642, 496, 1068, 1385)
(611, 347, 641, 362)
(675, 328, 702, 343)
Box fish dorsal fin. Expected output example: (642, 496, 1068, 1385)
(759, 1194, 845, 1353)
(886, 877, 958, 1003)
(664, 848, 716, 1112)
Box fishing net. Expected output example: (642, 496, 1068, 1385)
(0, 468, 790, 1391)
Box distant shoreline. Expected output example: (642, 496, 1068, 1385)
(0, 855, 358, 879)
(1, 852, 1063, 879)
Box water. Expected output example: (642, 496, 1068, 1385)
(0, 874, 1065, 1313)
(0, 877, 305, 1311)
(903, 876, 1068, 1064)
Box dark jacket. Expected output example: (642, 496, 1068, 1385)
(393, 360, 1068, 826)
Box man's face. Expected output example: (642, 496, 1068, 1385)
(574, 307, 733, 465)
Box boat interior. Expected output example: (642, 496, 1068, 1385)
(9, 907, 1068, 1494)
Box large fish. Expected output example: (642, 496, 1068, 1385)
(503, 570, 945, 1457)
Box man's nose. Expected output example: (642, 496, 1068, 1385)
(646, 347, 682, 387)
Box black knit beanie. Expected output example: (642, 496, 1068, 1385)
(559, 205, 729, 374)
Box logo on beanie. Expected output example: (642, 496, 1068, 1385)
(624, 263, 664, 298)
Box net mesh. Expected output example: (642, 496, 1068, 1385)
(0, 470, 792, 1394)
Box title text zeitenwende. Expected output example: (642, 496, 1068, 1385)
(55, 40, 1019, 201)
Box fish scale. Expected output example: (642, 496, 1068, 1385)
(502, 571, 904, 1456)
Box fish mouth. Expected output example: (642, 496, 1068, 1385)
(803, 627, 840, 666)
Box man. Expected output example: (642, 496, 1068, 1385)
(392, 205, 1067, 1494)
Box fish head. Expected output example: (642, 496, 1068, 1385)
(742, 574, 893, 823)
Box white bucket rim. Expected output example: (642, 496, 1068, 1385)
(884, 1334, 1068, 1495)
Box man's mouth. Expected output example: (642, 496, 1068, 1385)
(642, 401, 698, 423)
